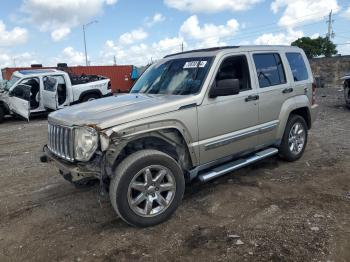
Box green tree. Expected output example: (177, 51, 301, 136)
(291, 37, 337, 58)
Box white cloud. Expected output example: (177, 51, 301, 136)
(180, 15, 239, 47)
(100, 15, 242, 66)
(51, 27, 71, 42)
(164, 0, 262, 13)
(101, 36, 184, 66)
(21, 0, 117, 41)
(271, 0, 340, 29)
(310, 33, 320, 39)
(254, 29, 303, 45)
(341, 6, 350, 19)
(0, 21, 28, 47)
(0, 50, 37, 70)
(145, 13, 165, 27)
(119, 28, 148, 45)
(337, 42, 350, 56)
(105, 0, 118, 4)
(54, 47, 86, 65)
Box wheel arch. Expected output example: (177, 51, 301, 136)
(277, 96, 311, 139)
(104, 127, 197, 180)
(289, 107, 311, 129)
(0, 101, 10, 114)
(79, 89, 102, 101)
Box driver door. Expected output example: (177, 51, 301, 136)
(197, 53, 259, 164)
(42, 76, 58, 110)
(8, 84, 31, 121)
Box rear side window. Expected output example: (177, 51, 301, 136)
(43, 77, 57, 92)
(253, 53, 286, 88)
(286, 52, 309, 81)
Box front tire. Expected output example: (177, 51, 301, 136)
(279, 114, 308, 162)
(81, 93, 100, 102)
(0, 106, 4, 123)
(109, 150, 185, 227)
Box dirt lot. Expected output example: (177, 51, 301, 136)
(0, 88, 349, 262)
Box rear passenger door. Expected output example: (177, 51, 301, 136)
(42, 76, 58, 110)
(250, 52, 293, 147)
(285, 52, 312, 100)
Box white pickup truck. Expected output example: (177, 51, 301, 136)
(0, 69, 112, 123)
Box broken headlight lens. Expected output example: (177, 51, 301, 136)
(74, 127, 98, 161)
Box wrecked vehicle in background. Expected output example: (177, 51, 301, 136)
(0, 69, 112, 123)
(41, 46, 318, 227)
(342, 75, 350, 108)
(0, 80, 8, 89)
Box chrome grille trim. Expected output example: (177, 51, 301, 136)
(47, 123, 74, 162)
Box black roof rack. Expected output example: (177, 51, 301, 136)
(164, 46, 240, 58)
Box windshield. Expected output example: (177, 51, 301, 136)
(4, 75, 20, 91)
(130, 57, 213, 95)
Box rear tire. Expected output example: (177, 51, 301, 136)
(344, 84, 350, 109)
(109, 149, 185, 227)
(81, 93, 100, 102)
(279, 114, 308, 162)
(0, 106, 5, 124)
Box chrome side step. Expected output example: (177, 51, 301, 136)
(198, 148, 279, 182)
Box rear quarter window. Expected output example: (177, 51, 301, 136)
(286, 52, 309, 81)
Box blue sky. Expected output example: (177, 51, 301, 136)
(0, 0, 350, 69)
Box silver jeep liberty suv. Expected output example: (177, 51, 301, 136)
(41, 46, 318, 227)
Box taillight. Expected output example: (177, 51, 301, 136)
(312, 81, 316, 105)
(107, 81, 111, 90)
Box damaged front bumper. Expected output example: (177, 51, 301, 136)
(41, 145, 102, 183)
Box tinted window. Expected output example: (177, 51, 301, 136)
(216, 55, 251, 91)
(286, 52, 308, 81)
(253, 53, 286, 88)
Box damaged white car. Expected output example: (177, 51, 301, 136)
(0, 69, 112, 123)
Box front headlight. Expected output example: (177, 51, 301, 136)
(74, 127, 98, 161)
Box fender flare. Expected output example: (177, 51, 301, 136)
(276, 95, 311, 139)
(102, 120, 199, 167)
(78, 89, 103, 101)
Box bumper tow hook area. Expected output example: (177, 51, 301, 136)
(40, 154, 49, 163)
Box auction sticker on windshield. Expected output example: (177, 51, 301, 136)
(183, 61, 207, 69)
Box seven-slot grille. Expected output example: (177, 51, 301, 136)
(47, 123, 74, 161)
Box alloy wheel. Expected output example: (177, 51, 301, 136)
(288, 122, 306, 155)
(127, 165, 176, 217)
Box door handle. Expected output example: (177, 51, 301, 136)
(245, 95, 259, 102)
(282, 88, 294, 94)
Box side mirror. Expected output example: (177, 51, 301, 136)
(209, 79, 240, 98)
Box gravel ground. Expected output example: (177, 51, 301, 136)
(0, 88, 349, 262)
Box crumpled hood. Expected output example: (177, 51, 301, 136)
(49, 93, 195, 129)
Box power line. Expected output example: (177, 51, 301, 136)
(151, 10, 349, 54)
(103, 7, 350, 65)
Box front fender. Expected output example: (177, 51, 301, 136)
(101, 116, 199, 167)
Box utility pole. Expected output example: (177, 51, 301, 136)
(326, 10, 335, 39)
(83, 24, 88, 66)
(113, 55, 117, 66)
(83, 20, 98, 66)
(181, 42, 184, 52)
